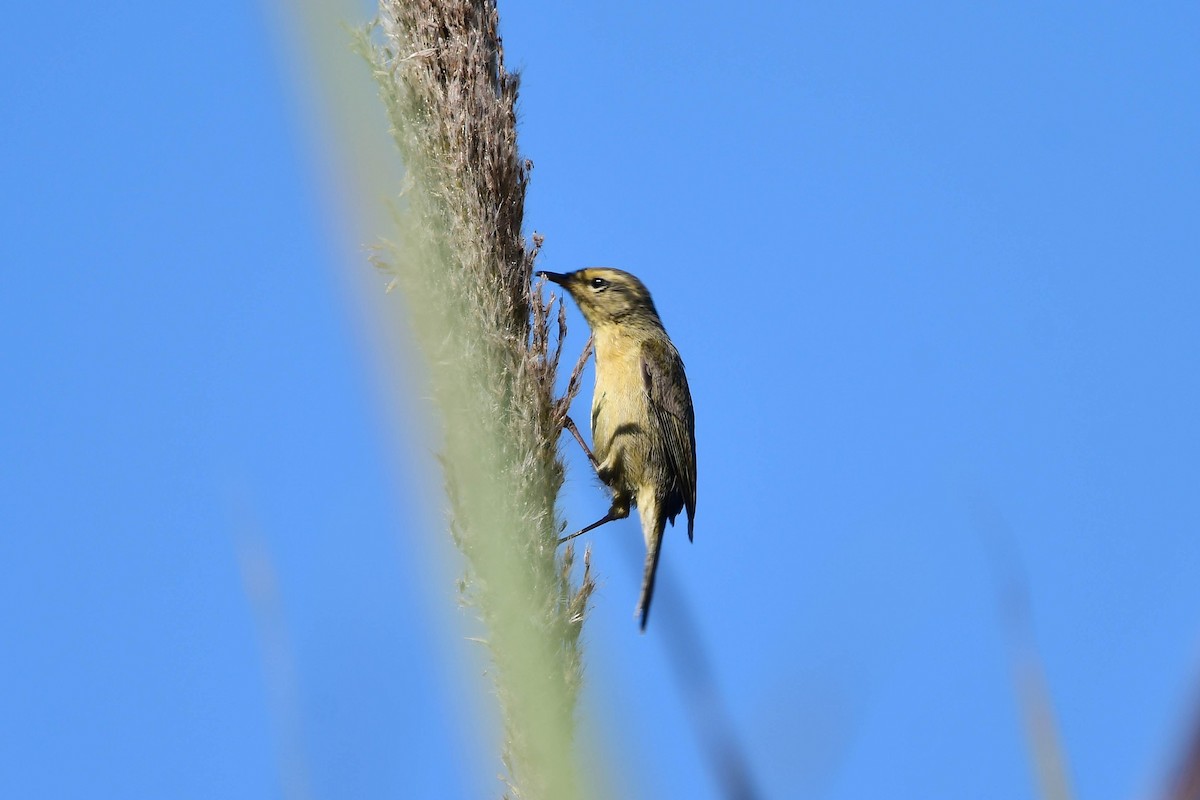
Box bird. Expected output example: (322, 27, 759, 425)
(538, 267, 696, 630)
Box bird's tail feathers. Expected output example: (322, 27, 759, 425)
(637, 528, 665, 632)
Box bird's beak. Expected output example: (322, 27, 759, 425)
(536, 270, 569, 286)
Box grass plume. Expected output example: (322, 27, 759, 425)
(355, 1, 595, 796)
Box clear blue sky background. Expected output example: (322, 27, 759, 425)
(3, 2, 1198, 798)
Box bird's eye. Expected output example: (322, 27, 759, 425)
(590, 277, 609, 291)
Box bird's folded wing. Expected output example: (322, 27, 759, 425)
(641, 339, 697, 539)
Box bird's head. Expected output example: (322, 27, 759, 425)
(537, 267, 662, 329)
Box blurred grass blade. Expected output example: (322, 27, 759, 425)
(1162, 671, 1200, 800)
(973, 497, 1075, 800)
(272, 0, 598, 797)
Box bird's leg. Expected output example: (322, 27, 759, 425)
(563, 415, 601, 473)
(553, 335, 596, 467)
(558, 498, 630, 546)
(558, 513, 618, 545)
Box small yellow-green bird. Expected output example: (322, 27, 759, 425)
(539, 268, 696, 630)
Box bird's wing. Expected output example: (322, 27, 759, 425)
(641, 338, 697, 540)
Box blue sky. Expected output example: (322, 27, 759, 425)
(3, 2, 1199, 798)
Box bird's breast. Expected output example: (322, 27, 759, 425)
(591, 333, 651, 488)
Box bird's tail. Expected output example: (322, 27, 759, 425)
(637, 523, 665, 632)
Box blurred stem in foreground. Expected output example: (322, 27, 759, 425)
(352, 1, 595, 797)
(1161, 670, 1200, 800)
(973, 498, 1075, 800)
